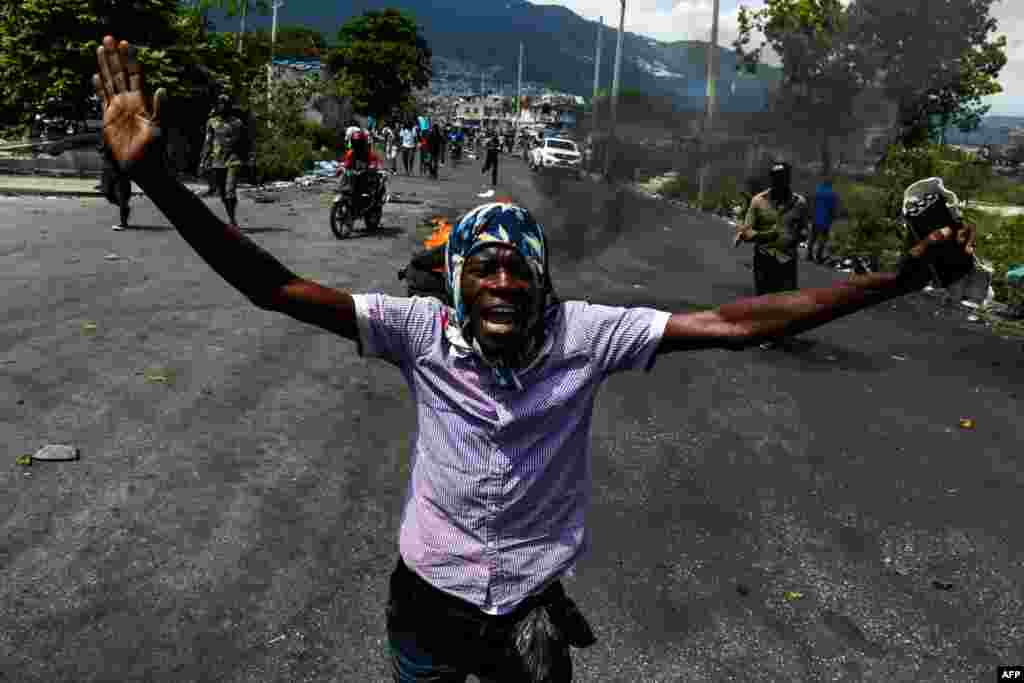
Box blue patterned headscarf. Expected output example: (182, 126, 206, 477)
(443, 202, 551, 390)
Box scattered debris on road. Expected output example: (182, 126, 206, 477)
(267, 634, 287, 645)
(783, 591, 804, 602)
(959, 418, 976, 430)
(31, 444, 79, 461)
(81, 321, 97, 334)
(15, 455, 32, 466)
(141, 367, 176, 384)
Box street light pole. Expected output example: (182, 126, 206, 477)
(517, 42, 524, 128)
(591, 16, 603, 171)
(603, 0, 625, 179)
(697, 0, 720, 206)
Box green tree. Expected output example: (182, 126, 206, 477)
(735, 0, 872, 177)
(326, 9, 432, 119)
(850, 0, 1007, 148)
(191, 0, 271, 54)
(0, 0, 184, 128)
(257, 25, 327, 59)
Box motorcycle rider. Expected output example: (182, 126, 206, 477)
(448, 126, 465, 162)
(337, 130, 384, 201)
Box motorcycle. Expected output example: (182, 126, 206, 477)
(329, 167, 389, 239)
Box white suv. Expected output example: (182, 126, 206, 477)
(530, 138, 583, 179)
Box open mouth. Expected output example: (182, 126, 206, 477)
(482, 305, 520, 324)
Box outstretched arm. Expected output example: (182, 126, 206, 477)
(94, 35, 358, 342)
(658, 225, 975, 354)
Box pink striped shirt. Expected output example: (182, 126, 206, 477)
(353, 294, 671, 615)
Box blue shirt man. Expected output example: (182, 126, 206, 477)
(808, 179, 839, 263)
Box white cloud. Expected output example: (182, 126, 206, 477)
(534, 0, 1024, 115)
(531, 0, 774, 60)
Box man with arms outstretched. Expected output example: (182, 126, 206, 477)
(93, 36, 975, 683)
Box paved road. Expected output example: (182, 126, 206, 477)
(1, 154, 1023, 682)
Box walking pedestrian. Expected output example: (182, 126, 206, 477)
(400, 123, 416, 176)
(482, 132, 501, 188)
(809, 176, 839, 264)
(438, 123, 448, 166)
(98, 140, 131, 230)
(383, 124, 399, 173)
(199, 93, 250, 229)
(418, 128, 432, 176)
(93, 35, 978, 683)
(428, 125, 444, 180)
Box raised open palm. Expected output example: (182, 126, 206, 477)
(93, 35, 167, 167)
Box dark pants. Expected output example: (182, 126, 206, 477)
(482, 151, 499, 187)
(101, 161, 131, 224)
(429, 147, 441, 178)
(386, 558, 573, 683)
(402, 148, 415, 174)
(806, 224, 831, 263)
(754, 248, 798, 296)
(210, 166, 239, 202)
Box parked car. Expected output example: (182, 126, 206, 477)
(529, 137, 583, 179)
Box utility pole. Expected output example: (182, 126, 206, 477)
(603, 0, 625, 179)
(697, 0, 720, 206)
(267, 0, 284, 104)
(517, 42, 524, 129)
(591, 16, 604, 171)
(237, 0, 248, 54)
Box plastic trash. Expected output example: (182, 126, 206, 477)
(959, 418, 975, 430)
(32, 444, 79, 461)
(783, 591, 804, 602)
(1008, 265, 1024, 288)
(81, 321, 97, 333)
(143, 367, 174, 384)
(104, 253, 120, 261)
(15, 455, 32, 466)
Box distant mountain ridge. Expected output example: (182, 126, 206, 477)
(943, 115, 1024, 146)
(206, 0, 780, 112)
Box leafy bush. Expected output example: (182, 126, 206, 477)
(963, 209, 1024, 305)
(252, 135, 315, 184)
(660, 175, 695, 201)
(302, 121, 341, 154)
(247, 75, 336, 183)
(659, 174, 748, 218)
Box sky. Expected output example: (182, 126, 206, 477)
(533, 0, 1024, 117)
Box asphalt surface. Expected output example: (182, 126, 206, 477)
(1, 153, 1023, 682)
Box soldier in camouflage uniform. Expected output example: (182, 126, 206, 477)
(199, 94, 251, 229)
(735, 162, 810, 296)
(734, 162, 811, 350)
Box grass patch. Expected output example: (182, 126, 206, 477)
(974, 174, 1024, 206)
